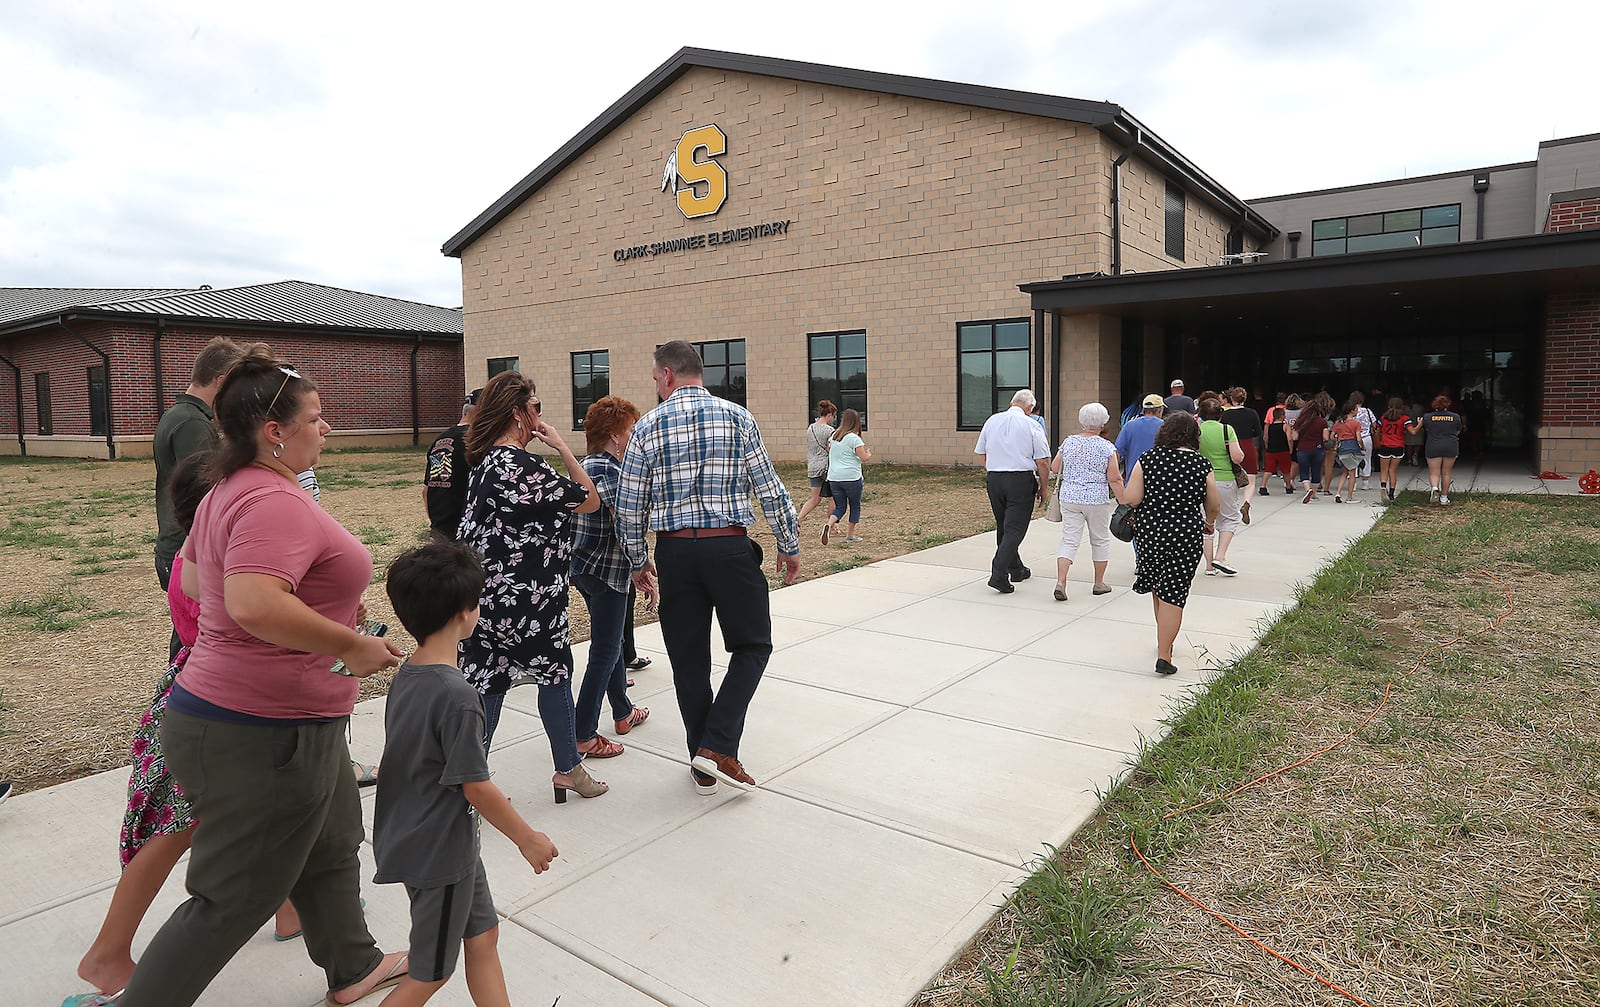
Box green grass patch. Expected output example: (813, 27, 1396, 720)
(926, 497, 1600, 1004)
(0, 519, 79, 550)
(2, 585, 124, 632)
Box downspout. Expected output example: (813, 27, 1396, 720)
(1110, 125, 1141, 276)
(58, 316, 116, 459)
(1473, 173, 1490, 240)
(153, 317, 165, 420)
(1033, 307, 1045, 421)
(1048, 310, 1061, 440)
(410, 333, 422, 446)
(0, 351, 24, 456)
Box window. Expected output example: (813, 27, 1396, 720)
(807, 331, 867, 428)
(957, 319, 1030, 429)
(487, 356, 519, 379)
(1312, 203, 1460, 256)
(34, 372, 51, 435)
(87, 365, 108, 437)
(1164, 182, 1186, 260)
(693, 339, 746, 405)
(571, 350, 610, 429)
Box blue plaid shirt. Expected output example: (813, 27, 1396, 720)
(571, 452, 632, 594)
(616, 385, 800, 565)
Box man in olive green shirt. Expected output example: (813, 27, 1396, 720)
(152, 339, 242, 653)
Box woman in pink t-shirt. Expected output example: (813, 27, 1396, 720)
(117, 347, 408, 1007)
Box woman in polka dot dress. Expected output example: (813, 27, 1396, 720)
(1122, 412, 1221, 676)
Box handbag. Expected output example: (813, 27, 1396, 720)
(1225, 424, 1249, 487)
(1044, 476, 1062, 522)
(1110, 502, 1137, 542)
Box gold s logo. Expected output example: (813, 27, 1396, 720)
(660, 124, 727, 220)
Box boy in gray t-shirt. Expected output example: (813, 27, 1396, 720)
(375, 542, 559, 1003)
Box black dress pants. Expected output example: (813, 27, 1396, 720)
(986, 470, 1037, 583)
(655, 534, 773, 760)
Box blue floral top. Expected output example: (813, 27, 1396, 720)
(457, 446, 587, 694)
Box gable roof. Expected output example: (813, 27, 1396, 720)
(0, 281, 462, 337)
(442, 47, 1277, 258)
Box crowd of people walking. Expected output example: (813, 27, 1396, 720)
(52, 331, 1480, 1006)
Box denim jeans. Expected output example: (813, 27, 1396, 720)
(1296, 447, 1325, 485)
(481, 690, 506, 752)
(572, 572, 634, 742)
(829, 478, 864, 523)
(481, 684, 581, 772)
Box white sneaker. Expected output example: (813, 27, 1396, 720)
(1440, 494, 1450, 505)
(1361, 480, 1370, 491)
(1429, 487, 1440, 504)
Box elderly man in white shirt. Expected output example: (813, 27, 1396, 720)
(974, 389, 1051, 594)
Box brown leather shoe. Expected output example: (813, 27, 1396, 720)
(692, 748, 757, 791)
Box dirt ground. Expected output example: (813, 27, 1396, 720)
(0, 450, 993, 792)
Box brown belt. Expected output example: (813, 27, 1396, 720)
(657, 525, 747, 540)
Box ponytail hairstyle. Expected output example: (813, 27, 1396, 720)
(831, 407, 862, 442)
(1384, 396, 1406, 422)
(211, 344, 317, 480)
(169, 450, 218, 535)
(466, 370, 537, 468)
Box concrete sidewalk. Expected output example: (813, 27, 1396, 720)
(5, 486, 1385, 1007)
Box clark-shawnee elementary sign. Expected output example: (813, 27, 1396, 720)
(613, 219, 792, 262)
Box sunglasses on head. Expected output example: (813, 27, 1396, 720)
(266, 365, 302, 416)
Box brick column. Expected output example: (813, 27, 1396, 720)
(1536, 291, 1600, 475)
(1056, 312, 1121, 437)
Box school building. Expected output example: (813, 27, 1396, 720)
(444, 48, 1600, 474)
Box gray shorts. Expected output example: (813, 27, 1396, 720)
(405, 857, 498, 982)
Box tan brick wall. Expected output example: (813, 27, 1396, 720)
(1117, 154, 1236, 273)
(1536, 425, 1600, 476)
(459, 68, 1126, 464)
(1055, 313, 1122, 438)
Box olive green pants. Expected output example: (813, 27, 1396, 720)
(120, 709, 382, 1007)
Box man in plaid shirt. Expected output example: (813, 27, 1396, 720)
(616, 340, 800, 795)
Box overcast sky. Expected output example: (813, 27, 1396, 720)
(3, 0, 1596, 307)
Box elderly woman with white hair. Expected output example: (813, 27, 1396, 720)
(1048, 402, 1126, 601)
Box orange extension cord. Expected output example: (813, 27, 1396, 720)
(1130, 568, 1516, 1006)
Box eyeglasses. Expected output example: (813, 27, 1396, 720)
(266, 365, 302, 416)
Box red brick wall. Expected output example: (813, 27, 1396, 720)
(0, 321, 464, 442)
(1547, 197, 1600, 233)
(0, 328, 108, 438)
(1542, 292, 1600, 427)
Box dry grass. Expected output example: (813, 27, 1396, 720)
(918, 496, 1600, 1007)
(0, 450, 993, 792)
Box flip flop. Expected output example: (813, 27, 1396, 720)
(62, 992, 124, 1007)
(351, 761, 379, 787)
(325, 952, 408, 1006)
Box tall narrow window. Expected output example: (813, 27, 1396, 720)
(487, 356, 519, 379)
(807, 330, 867, 427)
(957, 319, 1030, 429)
(1164, 182, 1186, 261)
(87, 365, 108, 437)
(571, 350, 610, 429)
(35, 372, 52, 435)
(693, 339, 746, 405)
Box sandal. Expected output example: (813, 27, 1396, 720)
(625, 656, 652, 671)
(325, 952, 408, 1006)
(615, 706, 650, 735)
(576, 735, 624, 759)
(351, 761, 379, 788)
(62, 992, 124, 1006)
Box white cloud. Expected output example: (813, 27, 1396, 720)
(2, 0, 1597, 305)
